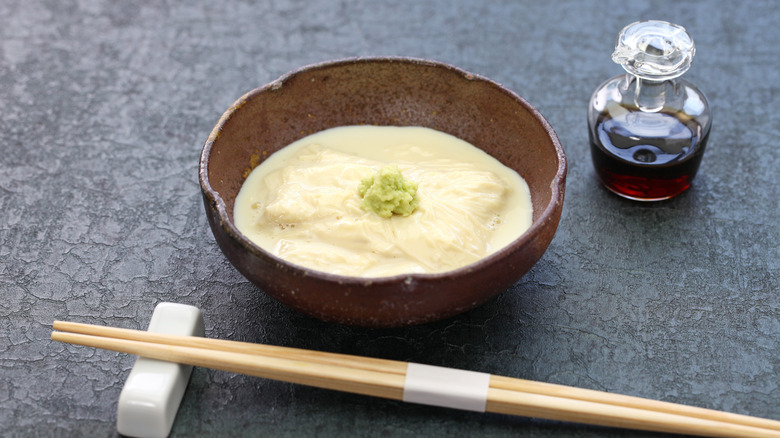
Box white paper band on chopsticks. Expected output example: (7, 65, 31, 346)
(402, 363, 491, 412)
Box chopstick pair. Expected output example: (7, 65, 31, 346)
(51, 321, 780, 438)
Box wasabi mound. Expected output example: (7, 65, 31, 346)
(358, 165, 419, 218)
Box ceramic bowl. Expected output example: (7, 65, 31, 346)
(199, 57, 566, 327)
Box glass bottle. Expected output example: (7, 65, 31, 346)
(588, 20, 711, 201)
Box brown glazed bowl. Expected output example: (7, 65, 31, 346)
(199, 57, 566, 327)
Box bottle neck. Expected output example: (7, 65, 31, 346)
(633, 76, 671, 112)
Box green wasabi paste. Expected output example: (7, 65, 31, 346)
(358, 165, 419, 218)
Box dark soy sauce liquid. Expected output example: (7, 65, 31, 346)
(589, 108, 708, 201)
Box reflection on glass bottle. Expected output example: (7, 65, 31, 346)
(588, 20, 711, 201)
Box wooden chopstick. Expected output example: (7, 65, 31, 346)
(51, 322, 780, 438)
(52, 329, 404, 399)
(52, 321, 780, 433)
(53, 321, 404, 375)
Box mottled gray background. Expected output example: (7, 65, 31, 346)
(2, 0, 778, 437)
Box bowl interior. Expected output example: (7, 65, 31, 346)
(206, 59, 561, 222)
(200, 58, 566, 327)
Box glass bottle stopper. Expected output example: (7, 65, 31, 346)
(611, 20, 695, 81)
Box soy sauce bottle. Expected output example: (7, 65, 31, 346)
(588, 20, 711, 201)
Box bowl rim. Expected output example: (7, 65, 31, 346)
(199, 56, 567, 285)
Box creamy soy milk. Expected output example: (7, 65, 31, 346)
(234, 126, 532, 277)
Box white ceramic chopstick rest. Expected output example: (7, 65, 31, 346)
(117, 303, 205, 438)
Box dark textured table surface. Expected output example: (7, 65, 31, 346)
(3, 1, 779, 437)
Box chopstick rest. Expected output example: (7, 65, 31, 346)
(116, 303, 204, 438)
(403, 363, 490, 412)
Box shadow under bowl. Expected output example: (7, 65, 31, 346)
(199, 57, 566, 327)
